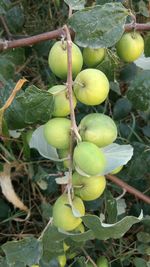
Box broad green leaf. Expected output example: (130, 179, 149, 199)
(105, 190, 117, 224)
(82, 211, 143, 240)
(101, 143, 133, 175)
(0, 85, 54, 130)
(29, 125, 62, 161)
(133, 257, 147, 267)
(137, 232, 150, 243)
(138, 0, 149, 17)
(135, 54, 150, 70)
(2, 237, 42, 267)
(113, 98, 132, 120)
(3, 48, 26, 66)
(127, 70, 150, 111)
(96, 52, 117, 81)
(5, 4, 25, 33)
(0, 57, 15, 80)
(144, 34, 150, 57)
(64, 0, 85, 10)
(69, 3, 128, 48)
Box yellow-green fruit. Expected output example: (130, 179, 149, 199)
(79, 113, 117, 147)
(73, 142, 106, 176)
(48, 85, 77, 117)
(48, 41, 83, 79)
(110, 165, 123, 174)
(63, 242, 70, 252)
(31, 265, 39, 267)
(53, 194, 85, 231)
(58, 149, 70, 169)
(74, 222, 85, 233)
(67, 252, 78, 260)
(73, 69, 109, 106)
(44, 118, 71, 149)
(73, 172, 106, 201)
(57, 254, 67, 267)
(116, 32, 144, 62)
(83, 47, 105, 67)
(97, 256, 109, 267)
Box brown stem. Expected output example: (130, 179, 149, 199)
(106, 174, 150, 205)
(0, 23, 150, 52)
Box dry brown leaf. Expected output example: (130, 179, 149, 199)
(0, 163, 28, 212)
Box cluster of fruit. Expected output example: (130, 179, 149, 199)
(42, 31, 144, 266)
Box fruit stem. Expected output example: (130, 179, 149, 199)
(63, 25, 81, 199)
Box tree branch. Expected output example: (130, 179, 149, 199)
(0, 23, 150, 52)
(106, 174, 150, 205)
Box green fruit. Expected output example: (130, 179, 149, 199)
(73, 69, 109, 106)
(97, 256, 109, 267)
(44, 118, 71, 149)
(116, 32, 144, 62)
(110, 165, 123, 174)
(79, 113, 117, 147)
(73, 142, 106, 176)
(72, 172, 106, 201)
(58, 149, 70, 169)
(57, 254, 67, 267)
(53, 194, 85, 231)
(48, 85, 77, 117)
(48, 41, 83, 79)
(74, 222, 85, 233)
(83, 47, 105, 67)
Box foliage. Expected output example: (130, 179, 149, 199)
(0, 0, 150, 267)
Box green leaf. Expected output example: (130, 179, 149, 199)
(133, 257, 147, 267)
(96, 52, 117, 81)
(64, 0, 85, 10)
(144, 34, 150, 57)
(0, 57, 15, 80)
(105, 190, 117, 224)
(5, 4, 25, 33)
(127, 70, 150, 111)
(138, 0, 149, 17)
(2, 237, 42, 266)
(69, 3, 128, 48)
(3, 48, 26, 66)
(42, 225, 66, 262)
(82, 212, 143, 240)
(0, 84, 54, 130)
(113, 98, 132, 120)
(137, 232, 150, 243)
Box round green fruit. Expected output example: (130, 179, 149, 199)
(72, 172, 106, 201)
(74, 222, 85, 233)
(73, 69, 109, 106)
(48, 85, 77, 117)
(79, 113, 117, 147)
(48, 41, 83, 79)
(57, 254, 66, 267)
(44, 118, 71, 149)
(110, 165, 123, 174)
(73, 142, 106, 176)
(116, 32, 144, 62)
(97, 256, 109, 267)
(58, 149, 70, 169)
(53, 194, 85, 231)
(83, 47, 105, 67)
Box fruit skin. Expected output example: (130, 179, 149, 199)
(44, 118, 71, 149)
(116, 32, 144, 62)
(53, 194, 85, 231)
(72, 172, 106, 201)
(57, 254, 67, 267)
(83, 47, 105, 67)
(73, 141, 106, 176)
(79, 113, 117, 148)
(97, 256, 109, 267)
(58, 149, 70, 169)
(110, 165, 123, 174)
(73, 69, 109, 106)
(48, 85, 77, 117)
(48, 41, 83, 79)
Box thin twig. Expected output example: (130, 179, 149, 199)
(106, 174, 150, 204)
(38, 217, 53, 240)
(0, 15, 12, 39)
(0, 23, 150, 51)
(82, 248, 98, 267)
